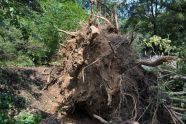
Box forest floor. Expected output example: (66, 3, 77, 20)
(0, 67, 99, 124)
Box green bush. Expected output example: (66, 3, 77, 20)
(15, 112, 41, 124)
(0, 0, 87, 66)
(0, 92, 25, 124)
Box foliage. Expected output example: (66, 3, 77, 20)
(143, 35, 175, 55)
(0, 0, 87, 66)
(15, 111, 41, 124)
(0, 92, 25, 124)
(119, 0, 186, 73)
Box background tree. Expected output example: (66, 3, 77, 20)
(0, 0, 87, 66)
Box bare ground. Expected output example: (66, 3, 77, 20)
(0, 67, 99, 124)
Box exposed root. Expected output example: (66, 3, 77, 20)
(47, 68, 53, 83)
(89, 14, 112, 25)
(123, 93, 138, 121)
(164, 104, 178, 124)
(137, 100, 152, 121)
(137, 56, 177, 67)
(81, 57, 102, 82)
(93, 114, 109, 124)
(168, 106, 186, 112)
(50, 23, 177, 123)
(170, 75, 186, 81)
(113, 11, 119, 32)
(57, 29, 78, 36)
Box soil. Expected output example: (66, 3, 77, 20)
(0, 67, 99, 124)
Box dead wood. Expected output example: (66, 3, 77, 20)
(89, 14, 112, 25)
(167, 91, 186, 96)
(137, 56, 177, 67)
(93, 114, 108, 124)
(114, 11, 119, 32)
(170, 97, 186, 103)
(170, 75, 186, 81)
(57, 29, 78, 36)
(89, 25, 100, 39)
(168, 106, 186, 112)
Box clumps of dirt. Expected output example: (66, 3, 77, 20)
(55, 24, 172, 123)
(0, 67, 62, 117)
(0, 67, 97, 124)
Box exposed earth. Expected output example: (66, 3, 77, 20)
(0, 67, 99, 124)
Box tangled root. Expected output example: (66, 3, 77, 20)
(54, 23, 175, 124)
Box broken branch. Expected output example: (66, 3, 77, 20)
(93, 114, 108, 124)
(168, 106, 186, 112)
(170, 75, 186, 81)
(114, 11, 119, 32)
(89, 14, 112, 25)
(167, 91, 186, 96)
(57, 29, 78, 36)
(137, 56, 177, 67)
(170, 97, 186, 103)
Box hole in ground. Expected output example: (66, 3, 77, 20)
(67, 102, 91, 119)
(65, 102, 102, 124)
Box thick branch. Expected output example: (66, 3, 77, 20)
(137, 56, 177, 67)
(90, 14, 112, 25)
(114, 11, 119, 32)
(168, 106, 186, 112)
(168, 92, 186, 96)
(170, 75, 186, 81)
(57, 29, 78, 36)
(170, 97, 186, 104)
(93, 114, 108, 124)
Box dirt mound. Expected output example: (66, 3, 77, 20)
(0, 67, 58, 114)
(0, 67, 98, 123)
(54, 24, 173, 124)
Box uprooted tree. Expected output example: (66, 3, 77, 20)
(42, 13, 185, 123)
